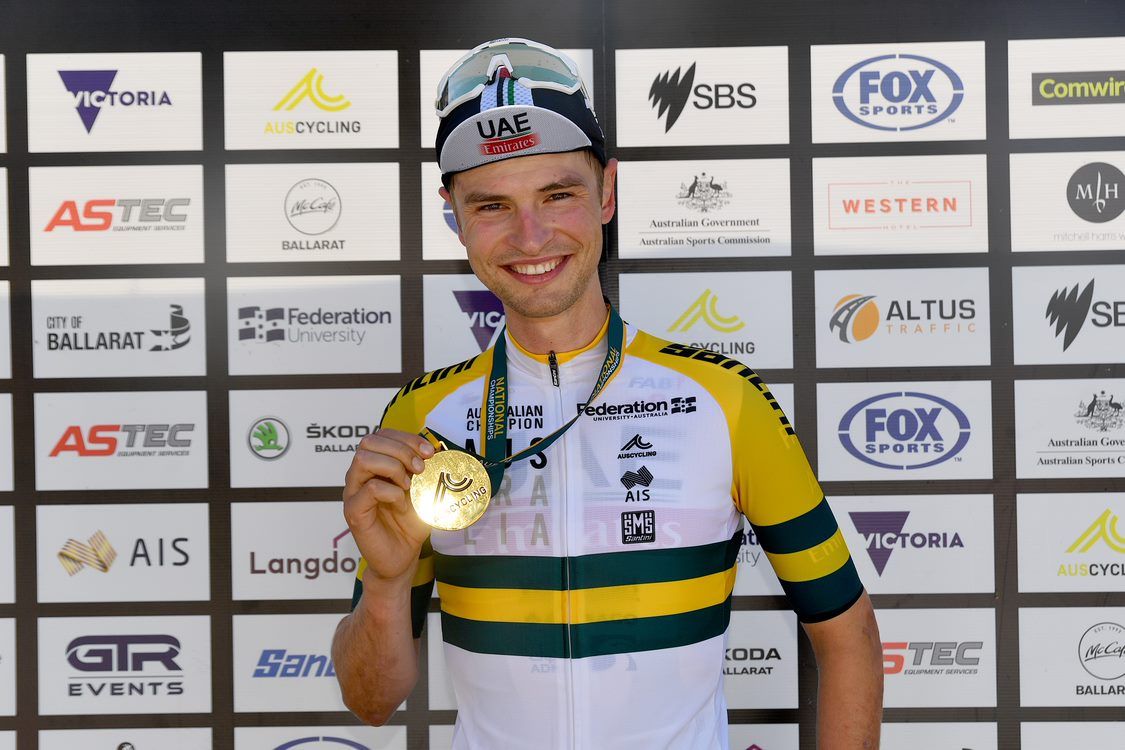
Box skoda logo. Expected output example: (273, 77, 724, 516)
(837, 391, 971, 470)
(832, 54, 964, 132)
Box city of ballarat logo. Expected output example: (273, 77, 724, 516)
(848, 510, 964, 576)
(57, 69, 173, 133)
(249, 417, 290, 460)
(724, 645, 781, 676)
(1068, 162, 1125, 224)
(676, 172, 731, 212)
(44, 303, 191, 352)
(284, 178, 342, 241)
(57, 530, 117, 576)
(621, 509, 655, 544)
(453, 289, 505, 350)
(65, 634, 184, 697)
(1074, 391, 1125, 432)
(1078, 622, 1125, 686)
(618, 434, 656, 459)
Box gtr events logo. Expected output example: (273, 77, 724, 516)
(274, 68, 351, 112)
(453, 289, 504, 350)
(1032, 70, 1125, 105)
(57, 530, 116, 576)
(43, 198, 190, 232)
(1068, 163, 1125, 223)
(829, 294, 975, 343)
(837, 391, 971, 470)
(57, 70, 173, 133)
(848, 511, 964, 575)
(832, 54, 963, 131)
(1045, 279, 1125, 351)
(668, 290, 745, 333)
(648, 62, 756, 132)
(65, 634, 184, 697)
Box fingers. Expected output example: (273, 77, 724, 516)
(345, 429, 435, 496)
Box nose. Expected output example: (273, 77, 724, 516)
(509, 204, 552, 256)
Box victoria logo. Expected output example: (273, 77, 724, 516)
(57, 530, 117, 576)
(649, 62, 756, 132)
(848, 510, 964, 575)
(832, 54, 964, 132)
(668, 290, 745, 334)
(1067, 163, 1125, 224)
(275, 68, 351, 112)
(58, 69, 173, 133)
(830, 294, 880, 343)
(249, 417, 290, 460)
(285, 179, 341, 235)
(1078, 622, 1125, 680)
(453, 289, 505, 350)
(1074, 391, 1125, 433)
(837, 391, 971, 470)
(676, 172, 731, 212)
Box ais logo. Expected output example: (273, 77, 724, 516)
(837, 391, 971, 470)
(832, 54, 963, 132)
(648, 62, 756, 132)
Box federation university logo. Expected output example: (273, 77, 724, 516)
(58, 69, 172, 133)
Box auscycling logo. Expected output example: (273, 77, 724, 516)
(832, 53, 964, 131)
(266, 68, 358, 136)
(57, 70, 173, 133)
(836, 391, 971, 470)
(666, 290, 754, 357)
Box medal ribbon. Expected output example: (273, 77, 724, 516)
(427, 305, 626, 493)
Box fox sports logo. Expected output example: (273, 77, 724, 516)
(837, 391, 971, 470)
(832, 54, 964, 131)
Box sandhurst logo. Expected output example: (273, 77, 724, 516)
(676, 172, 731, 213)
(618, 434, 656, 459)
(668, 290, 745, 333)
(249, 417, 290, 460)
(57, 530, 117, 575)
(1032, 70, 1125, 106)
(1068, 509, 1125, 554)
(1068, 162, 1125, 224)
(274, 68, 351, 112)
(1075, 391, 1125, 433)
(830, 294, 880, 343)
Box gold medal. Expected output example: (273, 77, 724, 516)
(409, 449, 493, 531)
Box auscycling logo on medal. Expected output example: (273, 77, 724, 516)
(485, 376, 507, 441)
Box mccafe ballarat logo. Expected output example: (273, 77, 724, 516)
(57, 69, 173, 133)
(477, 110, 540, 156)
(65, 634, 185, 697)
(1075, 391, 1125, 433)
(43, 304, 191, 352)
(648, 62, 757, 132)
(249, 417, 290, 460)
(249, 528, 359, 581)
(44, 198, 190, 232)
(837, 391, 971, 470)
(453, 289, 505, 351)
(1045, 279, 1125, 351)
(848, 510, 964, 576)
(1078, 622, 1125, 692)
(676, 172, 731, 212)
(832, 54, 963, 132)
(1068, 162, 1125, 224)
(829, 294, 976, 343)
(284, 178, 342, 246)
(50, 423, 195, 458)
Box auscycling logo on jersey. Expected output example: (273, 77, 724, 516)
(618, 433, 656, 459)
(57, 69, 173, 133)
(249, 528, 359, 581)
(832, 53, 964, 131)
(44, 304, 191, 352)
(848, 510, 964, 575)
(453, 289, 504, 351)
(837, 391, 971, 470)
(1032, 70, 1125, 105)
(577, 395, 696, 421)
(266, 67, 359, 136)
(829, 293, 976, 343)
(237, 305, 392, 346)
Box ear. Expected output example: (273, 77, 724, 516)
(600, 158, 618, 225)
(438, 185, 467, 247)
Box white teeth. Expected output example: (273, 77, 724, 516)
(511, 258, 562, 276)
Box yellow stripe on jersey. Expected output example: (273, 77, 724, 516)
(763, 529, 850, 583)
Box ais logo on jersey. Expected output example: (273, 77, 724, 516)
(837, 391, 971, 470)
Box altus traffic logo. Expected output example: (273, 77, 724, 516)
(668, 289, 745, 333)
(275, 68, 351, 112)
(648, 62, 756, 132)
(829, 294, 879, 343)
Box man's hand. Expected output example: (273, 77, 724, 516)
(343, 428, 434, 584)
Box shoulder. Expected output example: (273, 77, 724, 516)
(379, 350, 492, 431)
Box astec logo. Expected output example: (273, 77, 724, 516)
(453, 289, 505, 350)
(57, 70, 173, 133)
(1045, 279, 1125, 351)
(248, 417, 290, 460)
(49, 424, 195, 458)
(837, 392, 971, 470)
(882, 640, 981, 675)
(668, 290, 745, 334)
(1067, 163, 1125, 224)
(648, 62, 756, 132)
(44, 198, 190, 232)
(57, 530, 117, 576)
(848, 511, 964, 575)
(65, 634, 184, 697)
(274, 738, 370, 750)
(832, 54, 963, 131)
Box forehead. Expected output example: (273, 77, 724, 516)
(451, 151, 596, 197)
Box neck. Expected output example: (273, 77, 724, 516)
(504, 285, 608, 354)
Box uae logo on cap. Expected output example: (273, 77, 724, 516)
(477, 110, 541, 156)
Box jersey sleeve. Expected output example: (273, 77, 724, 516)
(731, 374, 863, 623)
(349, 387, 434, 639)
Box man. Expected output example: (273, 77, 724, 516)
(333, 38, 883, 749)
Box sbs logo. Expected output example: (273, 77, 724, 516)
(832, 54, 964, 131)
(837, 391, 971, 470)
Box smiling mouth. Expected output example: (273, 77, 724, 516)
(508, 257, 563, 276)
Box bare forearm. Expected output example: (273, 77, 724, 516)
(332, 571, 419, 726)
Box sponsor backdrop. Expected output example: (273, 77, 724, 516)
(1, 0, 1124, 748)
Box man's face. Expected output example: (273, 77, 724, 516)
(441, 151, 617, 320)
